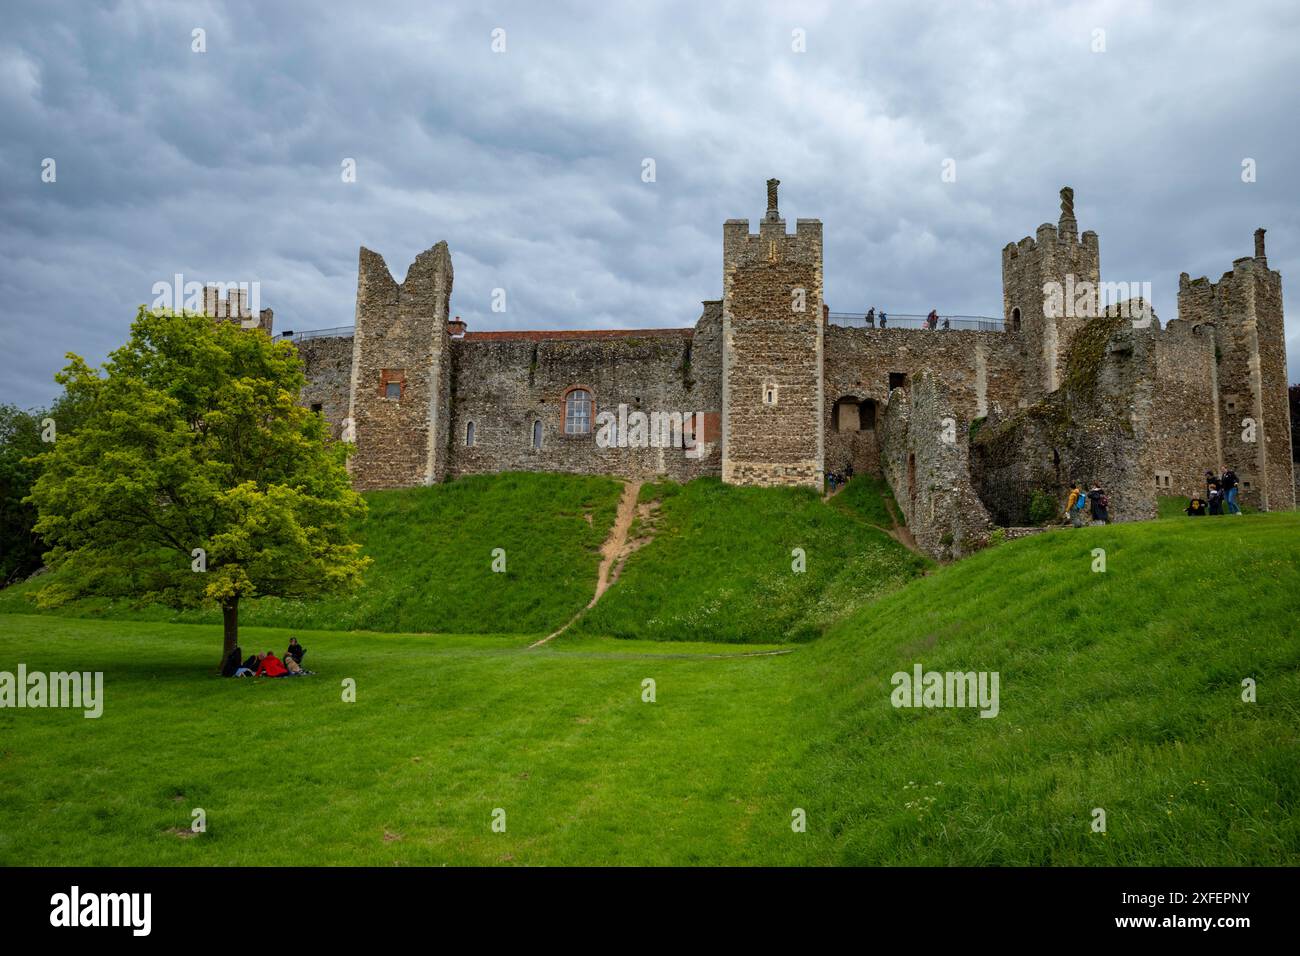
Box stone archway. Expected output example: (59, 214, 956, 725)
(828, 394, 882, 476)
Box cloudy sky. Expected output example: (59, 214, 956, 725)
(3, 0, 1298, 408)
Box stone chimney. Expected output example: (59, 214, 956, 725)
(765, 178, 781, 222)
(1058, 186, 1077, 242)
(1254, 227, 1267, 263)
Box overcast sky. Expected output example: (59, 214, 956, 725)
(3, 0, 1298, 408)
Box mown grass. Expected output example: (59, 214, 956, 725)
(767, 510, 1300, 864)
(1, 511, 1296, 865)
(0, 473, 623, 637)
(573, 477, 928, 643)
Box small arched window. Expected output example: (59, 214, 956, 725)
(1011, 307, 1021, 332)
(564, 389, 592, 434)
(532, 420, 543, 449)
(465, 421, 476, 446)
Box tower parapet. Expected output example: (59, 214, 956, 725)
(1001, 186, 1101, 400)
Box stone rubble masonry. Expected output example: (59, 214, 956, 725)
(297, 335, 353, 441)
(878, 371, 994, 560)
(271, 184, 1292, 560)
(1176, 237, 1294, 511)
(202, 286, 274, 334)
(1002, 186, 1100, 402)
(346, 242, 453, 491)
(721, 180, 824, 489)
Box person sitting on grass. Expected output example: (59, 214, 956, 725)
(286, 636, 305, 664)
(254, 651, 289, 678)
(1185, 495, 1207, 516)
(221, 645, 242, 678)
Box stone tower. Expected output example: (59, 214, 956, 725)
(721, 179, 824, 487)
(1002, 186, 1101, 401)
(1177, 229, 1294, 510)
(346, 241, 454, 491)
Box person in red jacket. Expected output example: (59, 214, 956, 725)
(253, 651, 288, 678)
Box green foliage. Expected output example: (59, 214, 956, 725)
(0, 393, 92, 585)
(23, 309, 369, 651)
(2, 472, 624, 636)
(1028, 488, 1057, 525)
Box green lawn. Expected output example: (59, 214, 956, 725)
(2, 505, 1296, 866)
(0, 473, 623, 637)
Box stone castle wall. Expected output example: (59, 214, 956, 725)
(281, 185, 1290, 561)
(878, 372, 994, 560)
(445, 324, 721, 481)
(297, 335, 353, 441)
(823, 326, 1025, 476)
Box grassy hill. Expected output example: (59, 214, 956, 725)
(1, 500, 1295, 866)
(0, 473, 623, 637)
(0, 473, 926, 644)
(573, 477, 927, 643)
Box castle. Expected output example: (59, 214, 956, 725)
(226, 181, 1292, 560)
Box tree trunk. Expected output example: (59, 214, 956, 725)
(221, 596, 239, 669)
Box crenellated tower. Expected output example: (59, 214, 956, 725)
(721, 179, 824, 488)
(1002, 186, 1101, 401)
(1177, 229, 1293, 510)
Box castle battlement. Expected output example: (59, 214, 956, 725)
(280, 180, 1289, 555)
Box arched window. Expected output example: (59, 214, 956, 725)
(564, 388, 592, 434)
(1011, 307, 1021, 332)
(465, 421, 476, 446)
(532, 420, 543, 449)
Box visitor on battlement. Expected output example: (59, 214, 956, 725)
(866, 306, 875, 327)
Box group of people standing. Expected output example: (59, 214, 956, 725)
(220, 637, 313, 678)
(1185, 468, 1242, 516)
(825, 461, 855, 493)
(861, 307, 950, 330)
(1065, 481, 1110, 527)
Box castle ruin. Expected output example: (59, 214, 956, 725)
(273, 182, 1292, 560)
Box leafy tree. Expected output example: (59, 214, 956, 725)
(27, 309, 370, 667)
(0, 392, 91, 585)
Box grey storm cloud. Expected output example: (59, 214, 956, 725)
(2, 0, 1298, 409)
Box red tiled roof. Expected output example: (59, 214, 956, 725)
(460, 328, 693, 343)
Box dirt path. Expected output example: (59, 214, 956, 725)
(880, 496, 921, 554)
(529, 480, 647, 649)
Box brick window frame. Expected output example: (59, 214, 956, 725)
(562, 385, 596, 435)
(379, 369, 406, 400)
